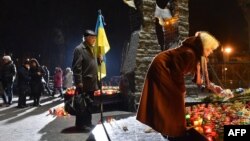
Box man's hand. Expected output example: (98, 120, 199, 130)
(97, 55, 103, 65)
(75, 83, 83, 94)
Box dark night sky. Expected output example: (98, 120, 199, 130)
(189, 0, 248, 53)
(0, 0, 248, 78)
(0, 0, 131, 78)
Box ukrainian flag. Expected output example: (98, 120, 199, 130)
(95, 10, 110, 80)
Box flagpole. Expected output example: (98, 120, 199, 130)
(99, 44, 111, 141)
(96, 9, 111, 141)
(99, 64, 104, 121)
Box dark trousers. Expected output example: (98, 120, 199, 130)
(33, 96, 41, 106)
(2, 83, 14, 105)
(75, 107, 92, 127)
(75, 91, 94, 128)
(31, 83, 43, 106)
(18, 86, 28, 107)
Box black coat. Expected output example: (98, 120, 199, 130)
(1, 61, 16, 87)
(72, 42, 98, 92)
(17, 65, 30, 90)
(29, 66, 44, 96)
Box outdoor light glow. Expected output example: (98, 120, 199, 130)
(165, 21, 170, 25)
(224, 47, 232, 54)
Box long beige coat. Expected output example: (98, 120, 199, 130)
(136, 36, 203, 137)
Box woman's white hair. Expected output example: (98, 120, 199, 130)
(2, 55, 12, 61)
(195, 31, 220, 50)
(66, 67, 71, 72)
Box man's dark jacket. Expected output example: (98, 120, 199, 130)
(72, 42, 98, 92)
(1, 61, 16, 87)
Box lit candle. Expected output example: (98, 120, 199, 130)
(210, 131, 217, 137)
(225, 116, 231, 122)
(198, 118, 203, 125)
(194, 120, 199, 126)
(185, 114, 190, 119)
(207, 136, 213, 141)
(206, 114, 211, 121)
(195, 126, 203, 133)
(205, 127, 212, 133)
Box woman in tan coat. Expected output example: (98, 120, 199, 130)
(136, 31, 223, 140)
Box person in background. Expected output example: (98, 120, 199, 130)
(1, 55, 17, 107)
(17, 59, 30, 108)
(136, 31, 223, 140)
(41, 65, 52, 96)
(63, 67, 73, 90)
(72, 29, 101, 131)
(52, 67, 63, 98)
(0, 80, 3, 107)
(29, 58, 44, 107)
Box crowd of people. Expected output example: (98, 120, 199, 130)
(1, 29, 224, 137)
(0, 56, 74, 108)
(0, 29, 101, 132)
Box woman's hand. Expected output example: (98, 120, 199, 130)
(207, 83, 223, 94)
(212, 85, 223, 94)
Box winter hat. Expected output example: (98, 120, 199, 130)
(83, 30, 96, 37)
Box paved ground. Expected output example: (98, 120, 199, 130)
(0, 94, 134, 141)
(0, 92, 209, 141)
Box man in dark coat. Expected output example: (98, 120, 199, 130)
(1, 55, 16, 106)
(136, 31, 223, 140)
(17, 59, 30, 108)
(72, 29, 100, 130)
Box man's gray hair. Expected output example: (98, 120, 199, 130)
(2, 55, 12, 61)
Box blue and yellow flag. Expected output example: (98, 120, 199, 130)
(95, 10, 110, 80)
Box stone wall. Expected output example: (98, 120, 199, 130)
(134, 0, 161, 102)
(134, 0, 190, 103)
(178, 0, 189, 39)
